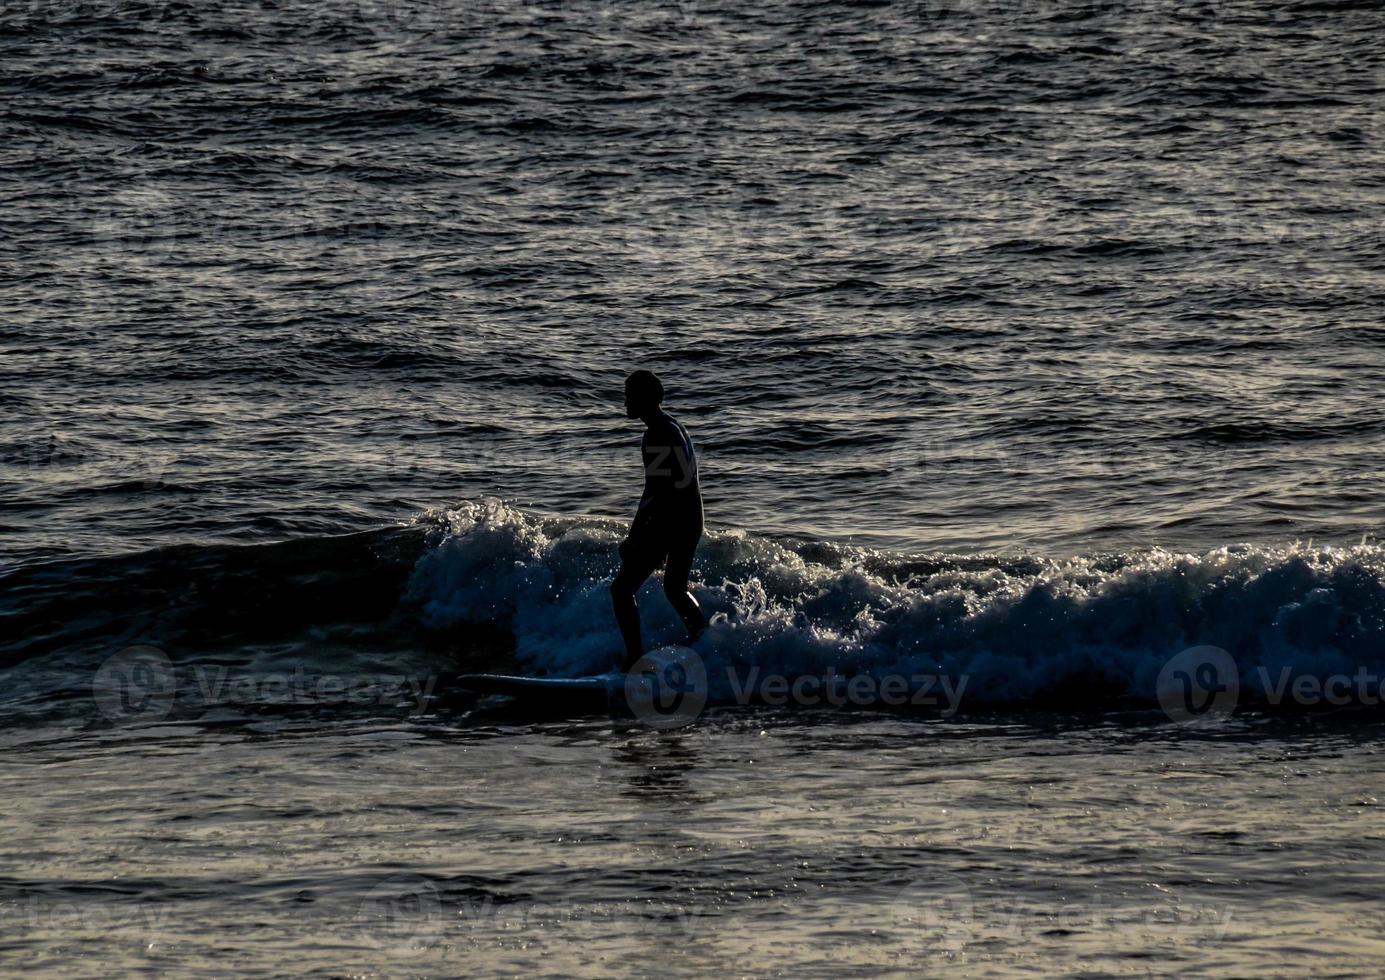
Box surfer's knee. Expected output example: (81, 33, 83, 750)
(662, 577, 687, 602)
(610, 578, 635, 601)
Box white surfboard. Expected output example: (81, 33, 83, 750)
(457, 671, 625, 706)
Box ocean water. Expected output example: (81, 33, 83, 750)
(4, 0, 1385, 975)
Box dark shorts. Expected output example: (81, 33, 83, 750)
(616, 521, 703, 590)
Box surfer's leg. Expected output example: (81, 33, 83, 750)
(612, 545, 660, 671)
(662, 530, 706, 643)
(611, 568, 646, 671)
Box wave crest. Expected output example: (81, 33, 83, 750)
(406, 501, 1385, 705)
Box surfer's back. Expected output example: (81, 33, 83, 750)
(640, 411, 702, 519)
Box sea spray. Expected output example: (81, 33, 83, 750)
(406, 501, 1385, 707)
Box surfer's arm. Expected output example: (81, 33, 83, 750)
(626, 430, 665, 540)
(621, 420, 689, 552)
(620, 503, 654, 563)
(628, 494, 660, 540)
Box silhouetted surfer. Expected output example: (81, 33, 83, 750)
(612, 370, 707, 671)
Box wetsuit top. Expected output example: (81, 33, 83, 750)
(633, 410, 703, 536)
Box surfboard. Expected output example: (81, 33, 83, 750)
(457, 672, 625, 708)
(456, 649, 707, 726)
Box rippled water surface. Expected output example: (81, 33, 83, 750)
(6, 0, 1384, 561)
(5, 1, 1385, 975)
(6, 715, 1385, 977)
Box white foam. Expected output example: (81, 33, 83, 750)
(406, 500, 1385, 704)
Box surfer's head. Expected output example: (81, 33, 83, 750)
(624, 370, 664, 419)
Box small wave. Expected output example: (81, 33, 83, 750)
(996, 50, 1059, 66)
(81, 479, 200, 496)
(1174, 420, 1372, 444)
(707, 422, 894, 454)
(5, 502, 1385, 722)
(984, 238, 1174, 259)
(406, 501, 1385, 708)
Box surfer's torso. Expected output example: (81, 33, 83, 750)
(636, 411, 703, 533)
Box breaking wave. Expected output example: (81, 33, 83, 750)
(408, 501, 1385, 706)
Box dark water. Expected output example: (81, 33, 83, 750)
(6, 0, 1385, 562)
(5, 1, 1385, 975)
(7, 714, 1385, 976)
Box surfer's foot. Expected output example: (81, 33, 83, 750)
(685, 618, 707, 646)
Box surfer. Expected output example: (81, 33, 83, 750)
(611, 370, 707, 671)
